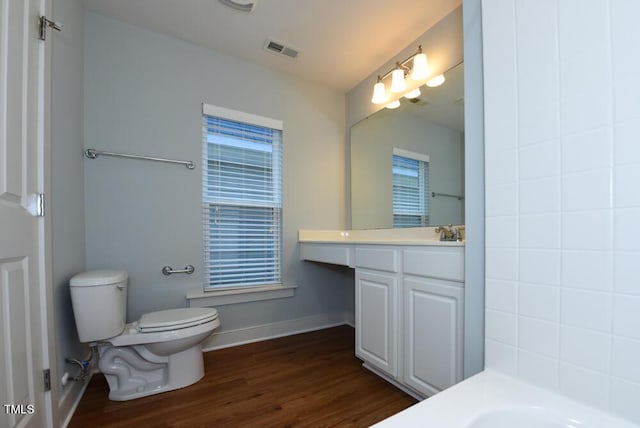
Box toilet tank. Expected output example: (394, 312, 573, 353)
(69, 270, 128, 343)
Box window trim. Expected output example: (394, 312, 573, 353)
(187, 284, 297, 307)
(392, 147, 430, 164)
(202, 103, 282, 131)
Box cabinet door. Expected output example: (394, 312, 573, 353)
(355, 270, 399, 378)
(403, 277, 463, 396)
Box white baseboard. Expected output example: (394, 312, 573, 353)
(59, 373, 92, 428)
(345, 311, 355, 328)
(202, 312, 351, 352)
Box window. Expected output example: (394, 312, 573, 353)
(392, 148, 429, 228)
(202, 104, 282, 290)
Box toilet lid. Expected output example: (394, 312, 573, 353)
(138, 308, 218, 333)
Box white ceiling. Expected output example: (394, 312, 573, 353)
(81, 0, 462, 93)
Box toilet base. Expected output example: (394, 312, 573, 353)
(100, 344, 205, 401)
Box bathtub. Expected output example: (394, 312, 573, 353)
(373, 369, 639, 428)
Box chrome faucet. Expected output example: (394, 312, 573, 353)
(435, 224, 460, 242)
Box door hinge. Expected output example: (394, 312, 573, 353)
(36, 193, 45, 217)
(39, 16, 62, 41)
(43, 369, 51, 392)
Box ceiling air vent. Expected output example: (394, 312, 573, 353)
(264, 38, 300, 59)
(408, 98, 428, 106)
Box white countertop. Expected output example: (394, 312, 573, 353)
(298, 227, 465, 246)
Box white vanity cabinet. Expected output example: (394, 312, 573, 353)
(299, 235, 465, 399)
(355, 247, 400, 378)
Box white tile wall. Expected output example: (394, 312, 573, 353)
(519, 317, 559, 358)
(519, 283, 559, 322)
(485, 309, 517, 345)
(519, 177, 560, 214)
(561, 251, 612, 291)
(485, 278, 518, 313)
(611, 379, 640, 423)
(614, 253, 640, 295)
(482, 0, 640, 423)
(518, 349, 559, 390)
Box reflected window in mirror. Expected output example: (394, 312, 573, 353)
(392, 149, 429, 228)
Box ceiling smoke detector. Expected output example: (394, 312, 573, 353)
(218, 0, 258, 13)
(264, 38, 300, 59)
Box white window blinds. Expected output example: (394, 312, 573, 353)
(202, 106, 282, 289)
(392, 153, 429, 228)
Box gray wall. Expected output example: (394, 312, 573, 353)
(84, 12, 351, 332)
(51, 0, 86, 415)
(461, 0, 485, 378)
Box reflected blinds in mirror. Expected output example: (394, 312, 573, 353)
(392, 154, 429, 228)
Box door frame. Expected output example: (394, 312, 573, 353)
(39, 0, 58, 425)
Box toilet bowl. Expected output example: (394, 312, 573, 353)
(69, 270, 220, 401)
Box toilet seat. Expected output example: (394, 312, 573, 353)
(138, 308, 218, 333)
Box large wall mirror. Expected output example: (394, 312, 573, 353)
(350, 62, 465, 229)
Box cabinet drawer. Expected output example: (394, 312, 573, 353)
(403, 247, 464, 282)
(355, 247, 399, 273)
(300, 243, 353, 267)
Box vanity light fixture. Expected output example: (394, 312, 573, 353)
(390, 66, 408, 93)
(370, 45, 443, 107)
(410, 47, 430, 80)
(371, 78, 387, 104)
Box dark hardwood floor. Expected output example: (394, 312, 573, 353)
(69, 325, 416, 427)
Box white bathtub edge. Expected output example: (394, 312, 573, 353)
(372, 369, 640, 428)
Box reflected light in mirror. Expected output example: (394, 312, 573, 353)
(404, 88, 421, 99)
(385, 100, 401, 109)
(426, 74, 446, 87)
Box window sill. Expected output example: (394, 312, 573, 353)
(186, 284, 297, 307)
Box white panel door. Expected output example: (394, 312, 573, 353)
(355, 270, 398, 378)
(403, 277, 463, 397)
(0, 0, 51, 427)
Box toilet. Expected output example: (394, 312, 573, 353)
(69, 270, 219, 401)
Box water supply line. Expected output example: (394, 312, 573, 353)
(65, 346, 95, 383)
